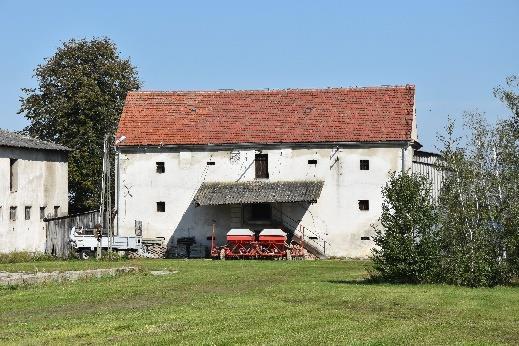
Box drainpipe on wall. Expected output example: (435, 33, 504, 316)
(401, 145, 406, 172)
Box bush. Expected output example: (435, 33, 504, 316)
(371, 172, 438, 284)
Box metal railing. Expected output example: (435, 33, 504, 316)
(271, 206, 329, 257)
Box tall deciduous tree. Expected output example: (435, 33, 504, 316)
(494, 75, 519, 132)
(436, 114, 511, 287)
(19, 38, 141, 213)
(372, 76, 519, 287)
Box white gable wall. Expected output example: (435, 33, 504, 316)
(116, 144, 413, 258)
(0, 147, 68, 253)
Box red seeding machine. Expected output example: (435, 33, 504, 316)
(211, 228, 304, 260)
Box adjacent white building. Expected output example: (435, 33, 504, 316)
(0, 129, 69, 253)
(115, 86, 419, 258)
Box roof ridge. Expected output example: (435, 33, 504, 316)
(128, 84, 415, 94)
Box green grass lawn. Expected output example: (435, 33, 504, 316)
(1, 259, 518, 345)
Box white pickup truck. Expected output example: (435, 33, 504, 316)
(70, 226, 143, 260)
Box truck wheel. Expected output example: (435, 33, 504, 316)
(79, 249, 93, 260)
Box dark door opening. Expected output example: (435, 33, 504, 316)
(255, 154, 269, 179)
(251, 203, 271, 221)
(243, 203, 272, 224)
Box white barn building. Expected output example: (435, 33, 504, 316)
(0, 129, 69, 253)
(115, 86, 419, 258)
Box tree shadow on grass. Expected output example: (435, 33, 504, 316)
(325, 277, 389, 286)
(325, 275, 422, 286)
(326, 278, 519, 288)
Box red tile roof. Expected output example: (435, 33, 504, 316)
(116, 85, 415, 146)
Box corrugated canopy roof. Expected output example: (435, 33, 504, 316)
(194, 180, 324, 206)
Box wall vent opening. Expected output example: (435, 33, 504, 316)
(156, 202, 166, 212)
(9, 207, 17, 221)
(358, 200, 369, 211)
(156, 162, 165, 173)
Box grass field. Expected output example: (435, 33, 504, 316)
(1, 259, 518, 345)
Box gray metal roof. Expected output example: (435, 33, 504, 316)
(194, 180, 324, 206)
(0, 129, 70, 151)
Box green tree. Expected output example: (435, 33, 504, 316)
(494, 75, 519, 131)
(19, 38, 141, 212)
(372, 76, 519, 287)
(371, 172, 438, 284)
(436, 114, 510, 287)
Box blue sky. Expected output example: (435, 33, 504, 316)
(0, 0, 517, 151)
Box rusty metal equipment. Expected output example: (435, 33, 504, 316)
(211, 228, 300, 260)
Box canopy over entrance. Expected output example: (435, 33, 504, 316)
(194, 180, 324, 206)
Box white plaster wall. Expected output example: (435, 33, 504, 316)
(0, 147, 68, 253)
(117, 144, 413, 258)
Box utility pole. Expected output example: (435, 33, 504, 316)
(100, 135, 114, 257)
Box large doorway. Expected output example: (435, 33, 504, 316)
(243, 203, 272, 225)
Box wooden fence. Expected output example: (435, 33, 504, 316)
(45, 210, 100, 258)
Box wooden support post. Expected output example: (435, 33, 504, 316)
(211, 221, 216, 254)
(301, 225, 305, 258)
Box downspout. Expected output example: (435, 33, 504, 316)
(401, 144, 407, 172)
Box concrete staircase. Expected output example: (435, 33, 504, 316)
(271, 206, 329, 259)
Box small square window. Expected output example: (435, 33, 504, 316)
(40, 207, 46, 220)
(360, 160, 369, 170)
(156, 162, 165, 173)
(10, 207, 17, 221)
(54, 206, 60, 218)
(25, 206, 31, 220)
(308, 159, 317, 165)
(156, 202, 165, 212)
(358, 200, 369, 211)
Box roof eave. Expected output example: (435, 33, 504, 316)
(0, 144, 71, 152)
(116, 139, 415, 150)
